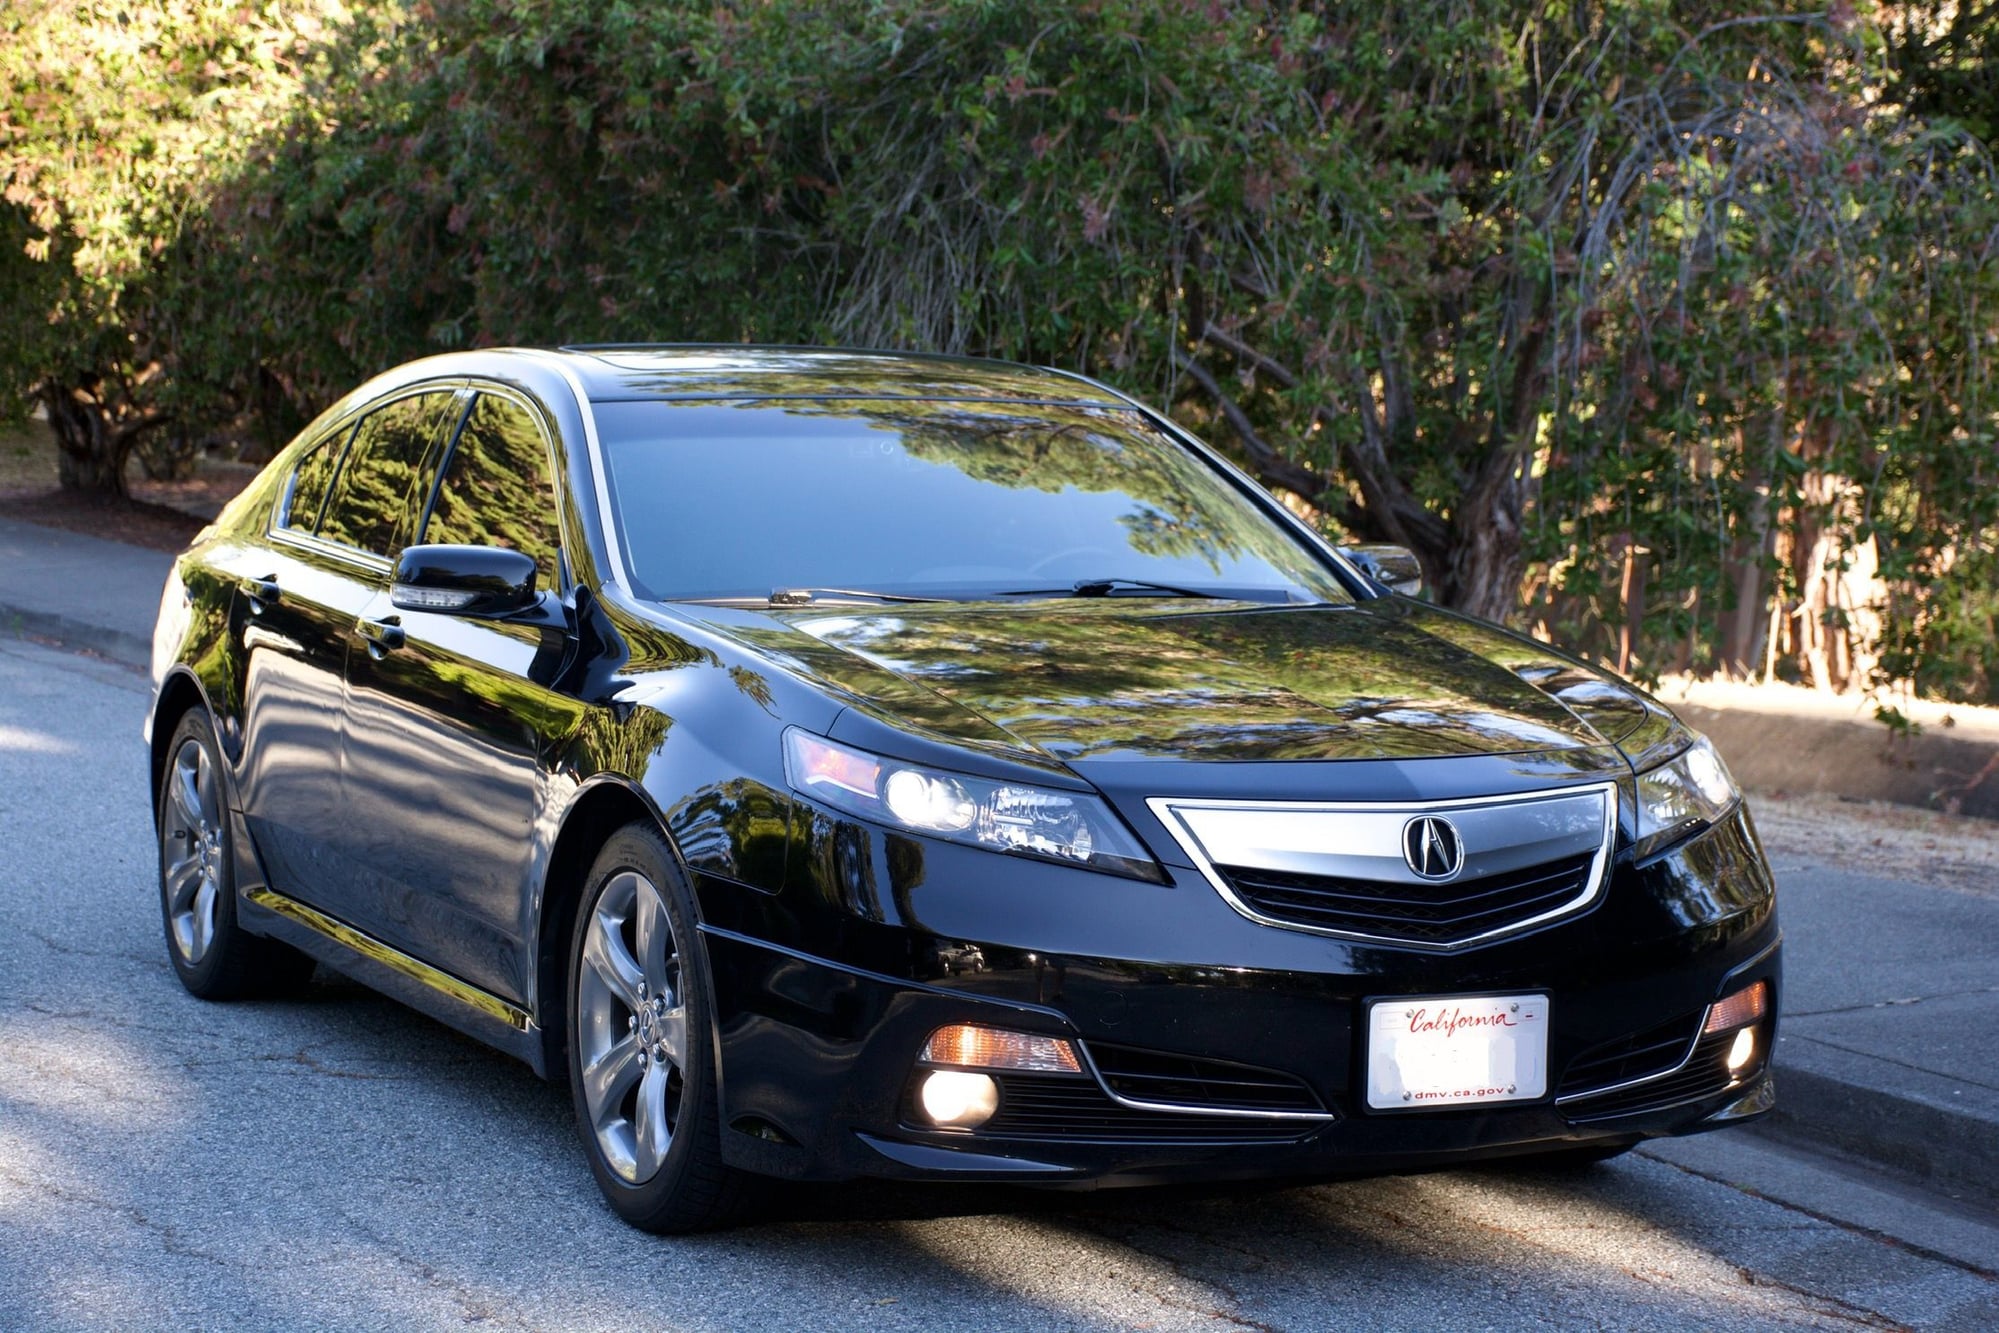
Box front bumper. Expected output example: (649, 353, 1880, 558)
(694, 803, 1780, 1185)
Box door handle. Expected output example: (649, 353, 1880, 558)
(240, 574, 280, 613)
(357, 615, 406, 657)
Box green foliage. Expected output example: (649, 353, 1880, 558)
(4, 0, 1996, 700)
(1881, 1, 1999, 143)
(0, 1, 372, 486)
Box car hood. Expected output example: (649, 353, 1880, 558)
(692, 597, 1667, 767)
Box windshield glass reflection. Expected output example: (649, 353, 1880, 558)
(595, 399, 1353, 605)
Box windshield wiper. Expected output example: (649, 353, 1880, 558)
(671, 588, 947, 608)
(767, 587, 945, 606)
(999, 577, 1228, 599)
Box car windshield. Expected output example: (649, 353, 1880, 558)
(594, 398, 1356, 605)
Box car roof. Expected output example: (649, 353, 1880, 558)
(541, 344, 1131, 406)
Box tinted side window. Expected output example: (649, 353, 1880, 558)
(421, 393, 563, 585)
(281, 425, 352, 531)
(318, 392, 455, 557)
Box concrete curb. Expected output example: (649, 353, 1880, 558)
(1761, 1039, 1999, 1208)
(1, 604, 151, 671)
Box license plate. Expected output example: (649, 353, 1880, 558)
(1366, 993, 1549, 1110)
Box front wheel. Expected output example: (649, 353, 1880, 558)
(567, 823, 756, 1232)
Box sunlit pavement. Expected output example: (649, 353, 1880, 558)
(2, 634, 1996, 1331)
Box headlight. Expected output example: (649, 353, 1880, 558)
(784, 729, 1161, 881)
(1633, 736, 1740, 860)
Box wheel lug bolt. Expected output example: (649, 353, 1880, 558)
(627, 1015, 636, 1031)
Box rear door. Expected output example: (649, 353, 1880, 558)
(236, 386, 458, 913)
(339, 387, 571, 1003)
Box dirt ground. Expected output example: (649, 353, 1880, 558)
(0, 413, 251, 551)
(1749, 790, 1999, 896)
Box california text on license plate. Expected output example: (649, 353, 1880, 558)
(1365, 993, 1549, 1110)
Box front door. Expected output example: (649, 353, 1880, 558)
(338, 388, 571, 1005)
(234, 389, 457, 907)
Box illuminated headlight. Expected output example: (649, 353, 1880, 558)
(1633, 737, 1740, 860)
(784, 729, 1161, 881)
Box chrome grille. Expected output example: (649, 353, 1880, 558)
(1217, 853, 1596, 945)
(1085, 1044, 1328, 1116)
(1149, 784, 1616, 950)
(1556, 1013, 1702, 1098)
(973, 1075, 1322, 1143)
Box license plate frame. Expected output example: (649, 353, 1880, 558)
(1365, 992, 1549, 1111)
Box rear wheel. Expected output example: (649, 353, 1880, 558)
(567, 822, 755, 1232)
(156, 709, 314, 999)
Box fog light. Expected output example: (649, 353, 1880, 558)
(918, 1070, 999, 1128)
(1703, 979, 1770, 1035)
(1725, 1027, 1757, 1074)
(920, 1023, 1082, 1073)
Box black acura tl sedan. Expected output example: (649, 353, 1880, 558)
(147, 346, 1779, 1231)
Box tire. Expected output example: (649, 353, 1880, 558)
(567, 822, 756, 1232)
(156, 709, 315, 999)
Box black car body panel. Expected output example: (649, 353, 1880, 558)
(147, 346, 1779, 1208)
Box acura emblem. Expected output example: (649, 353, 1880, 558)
(1402, 815, 1465, 879)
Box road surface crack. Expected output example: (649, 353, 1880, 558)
(1785, 984, 1999, 1020)
(0, 1164, 235, 1269)
(333, 1207, 543, 1331)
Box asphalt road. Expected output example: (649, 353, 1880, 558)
(2, 635, 1996, 1332)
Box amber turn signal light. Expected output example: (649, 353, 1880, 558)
(1702, 979, 1769, 1035)
(919, 1023, 1082, 1074)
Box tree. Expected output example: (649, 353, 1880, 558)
(1881, 0, 1999, 143)
(0, 1, 363, 493)
(16, 0, 1994, 700)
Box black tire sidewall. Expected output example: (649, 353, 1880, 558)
(565, 823, 722, 1225)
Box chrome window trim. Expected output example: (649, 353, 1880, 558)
(269, 417, 359, 538)
(1147, 783, 1619, 952)
(267, 526, 394, 576)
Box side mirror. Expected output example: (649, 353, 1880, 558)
(392, 544, 539, 617)
(1345, 544, 1424, 598)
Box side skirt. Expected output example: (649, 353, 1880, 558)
(240, 884, 548, 1077)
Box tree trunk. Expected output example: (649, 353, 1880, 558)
(41, 382, 133, 495)
(1442, 433, 1541, 624)
(1717, 423, 1777, 676)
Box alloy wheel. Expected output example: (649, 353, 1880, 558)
(576, 870, 687, 1184)
(161, 736, 226, 964)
